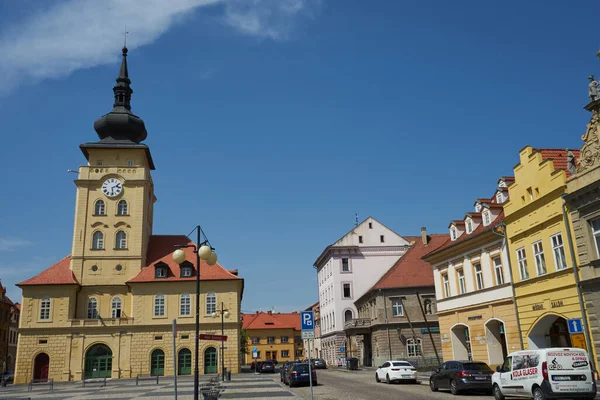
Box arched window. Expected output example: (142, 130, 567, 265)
(117, 200, 128, 215)
(111, 297, 122, 318)
(40, 297, 51, 320)
(344, 309, 353, 322)
(424, 299, 434, 315)
(92, 231, 104, 249)
(206, 293, 216, 315)
(94, 200, 105, 216)
(87, 297, 98, 319)
(180, 293, 191, 316)
(154, 294, 165, 317)
(115, 231, 127, 249)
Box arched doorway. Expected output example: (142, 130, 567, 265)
(485, 319, 508, 366)
(451, 324, 472, 361)
(33, 353, 49, 381)
(85, 344, 112, 378)
(178, 348, 191, 375)
(528, 315, 571, 349)
(204, 347, 217, 374)
(151, 349, 165, 376)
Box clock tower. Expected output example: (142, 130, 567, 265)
(70, 46, 156, 289)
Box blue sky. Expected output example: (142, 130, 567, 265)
(0, 0, 598, 312)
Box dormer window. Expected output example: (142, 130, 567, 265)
(450, 227, 457, 240)
(496, 192, 503, 203)
(483, 212, 491, 226)
(154, 262, 168, 278)
(466, 220, 473, 234)
(475, 203, 482, 212)
(180, 261, 193, 278)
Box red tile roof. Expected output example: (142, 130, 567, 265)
(369, 234, 449, 291)
(534, 149, 580, 177)
(128, 235, 242, 283)
(242, 311, 301, 330)
(17, 255, 79, 286)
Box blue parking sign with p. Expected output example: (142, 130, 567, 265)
(301, 311, 314, 331)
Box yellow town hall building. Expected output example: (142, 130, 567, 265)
(14, 47, 244, 384)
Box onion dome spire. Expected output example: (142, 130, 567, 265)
(93, 46, 147, 143)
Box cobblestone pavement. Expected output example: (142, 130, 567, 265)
(0, 374, 298, 400)
(283, 368, 495, 400)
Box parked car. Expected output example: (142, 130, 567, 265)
(313, 358, 327, 369)
(285, 363, 317, 387)
(259, 360, 276, 373)
(492, 348, 596, 400)
(375, 360, 418, 384)
(280, 361, 300, 384)
(1, 371, 13, 383)
(430, 360, 494, 395)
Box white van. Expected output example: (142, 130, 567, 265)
(492, 348, 596, 400)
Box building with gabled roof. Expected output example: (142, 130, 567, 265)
(313, 216, 411, 367)
(14, 48, 244, 384)
(347, 228, 446, 367)
(241, 311, 304, 364)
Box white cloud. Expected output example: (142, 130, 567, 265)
(0, 237, 32, 252)
(0, 0, 319, 95)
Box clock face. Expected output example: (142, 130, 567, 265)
(101, 178, 123, 198)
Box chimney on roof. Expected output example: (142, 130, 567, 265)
(267, 310, 272, 315)
(228, 269, 238, 276)
(421, 227, 428, 244)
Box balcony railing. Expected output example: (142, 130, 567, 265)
(69, 317, 134, 327)
(344, 318, 371, 330)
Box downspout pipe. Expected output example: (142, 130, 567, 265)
(380, 289, 392, 361)
(492, 222, 524, 350)
(561, 196, 596, 372)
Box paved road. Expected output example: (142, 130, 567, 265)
(281, 368, 493, 400)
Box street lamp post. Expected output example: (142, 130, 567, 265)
(172, 225, 218, 400)
(212, 303, 230, 381)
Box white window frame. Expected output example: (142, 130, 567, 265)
(40, 297, 51, 320)
(87, 297, 98, 319)
(92, 231, 104, 250)
(592, 219, 600, 258)
(493, 256, 504, 285)
(451, 228, 457, 240)
(474, 263, 484, 290)
(117, 200, 128, 215)
(206, 293, 216, 314)
(267, 336, 275, 344)
(407, 338, 422, 357)
(466, 220, 473, 234)
(517, 248, 529, 280)
(533, 240, 546, 276)
(483, 212, 490, 226)
(282, 350, 289, 357)
(180, 293, 191, 316)
(115, 231, 127, 249)
(457, 269, 466, 294)
(94, 200, 105, 216)
(442, 273, 450, 297)
(391, 299, 403, 317)
(281, 336, 289, 343)
(551, 233, 568, 271)
(154, 294, 165, 317)
(111, 296, 122, 318)
(251, 337, 260, 344)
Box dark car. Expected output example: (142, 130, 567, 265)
(313, 358, 327, 369)
(259, 360, 276, 373)
(285, 363, 317, 387)
(280, 361, 300, 384)
(430, 361, 493, 395)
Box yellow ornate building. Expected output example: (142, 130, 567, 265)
(503, 146, 588, 350)
(241, 312, 303, 365)
(14, 47, 244, 384)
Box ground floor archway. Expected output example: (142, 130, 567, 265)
(485, 319, 508, 365)
(451, 324, 472, 360)
(85, 344, 112, 379)
(528, 314, 571, 349)
(151, 349, 165, 376)
(178, 348, 191, 375)
(33, 353, 50, 381)
(204, 347, 217, 374)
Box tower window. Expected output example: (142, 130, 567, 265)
(117, 200, 128, 215)
(97, 160, 103, 166)
(127, 160, 134, 167)
(112, 297, 122, 318)
(87, 297, 98, 319)
(92, 231, 104, 250)
(358, 236, 363, 243)
(94, 200, 105, 216)
(369, 222, 373, 229)
(115, 231, 127, 249)
(380, 235, 385, 243)
(40, 297, 51, 320)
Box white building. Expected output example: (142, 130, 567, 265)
(313, 217, 410, 366)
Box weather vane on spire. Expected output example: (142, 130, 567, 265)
(123, 26, 129, 48)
